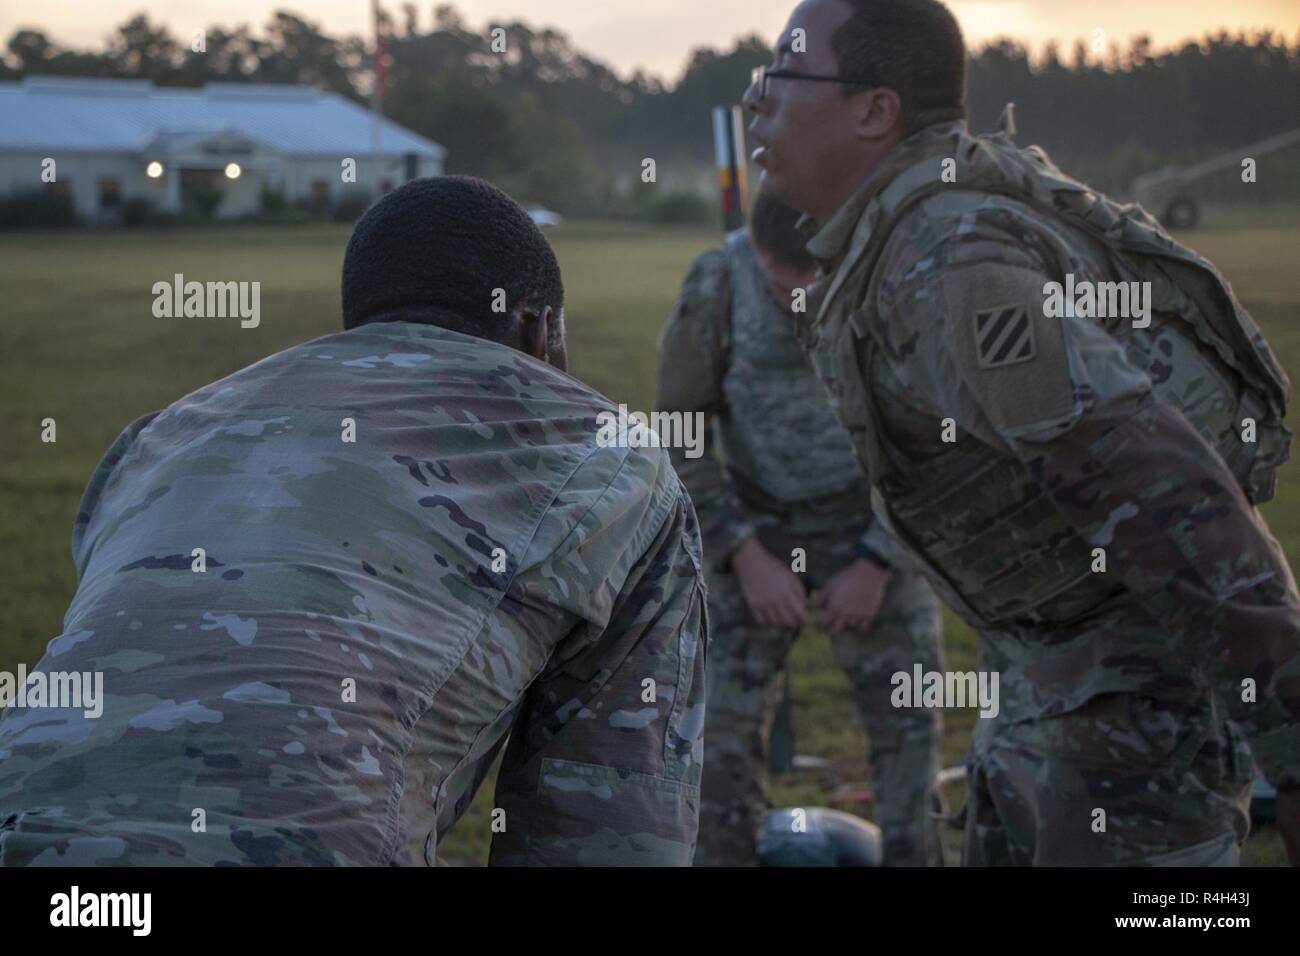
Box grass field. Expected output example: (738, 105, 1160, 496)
(1, 220, 1296, 865)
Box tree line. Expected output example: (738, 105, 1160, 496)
(5, 5, 1297, 213)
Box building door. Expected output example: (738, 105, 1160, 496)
(179, 168, 224, 219)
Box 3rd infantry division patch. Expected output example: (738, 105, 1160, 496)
(975, 304, 1035, 369)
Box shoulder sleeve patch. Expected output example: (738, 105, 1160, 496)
(974, 304, 1034, 369)
(940, 264, 1080, 438)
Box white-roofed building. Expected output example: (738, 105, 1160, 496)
(0, 76, 446, 223)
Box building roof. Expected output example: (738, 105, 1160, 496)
(0, 76, 445, 158)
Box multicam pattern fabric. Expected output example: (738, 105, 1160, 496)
(0, 321, 709, 866)
(659, 233, 944, 865)
(800, 120, 1300, 862)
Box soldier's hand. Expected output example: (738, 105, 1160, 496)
(812, 559, 890, 636)
(731, 536, 808, 629)
(1277, 787, 1300, 865)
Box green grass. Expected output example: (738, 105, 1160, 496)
(0, 220, 1295, 865)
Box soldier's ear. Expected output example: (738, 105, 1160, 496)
(857, 87, 903, 141)
(521, 305, 554, 362)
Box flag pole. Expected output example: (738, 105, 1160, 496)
(371, 0, 386, 200)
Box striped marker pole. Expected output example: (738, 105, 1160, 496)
(712, 105, 748, 233)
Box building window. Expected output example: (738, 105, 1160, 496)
(98, 179, 121, 210)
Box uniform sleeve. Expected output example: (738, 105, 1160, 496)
(881, 233, 1300, 789)
(488, 447, 709, 865)
(655, 248, 766, 569)
(71, 411, 162, 576)
(855, 520, 905, 570)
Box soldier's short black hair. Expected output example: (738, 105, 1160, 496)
(832, 0, 967, 135)
(342, 176, 564, 338)
(749, 193, 814, 269)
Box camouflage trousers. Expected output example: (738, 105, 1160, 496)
(695, 519, 945, 866)
(962, 689, 1254, 866)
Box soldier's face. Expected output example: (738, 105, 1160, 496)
(744, 0, 882, 223)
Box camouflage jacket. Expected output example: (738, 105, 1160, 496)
(802, 121, 1300, 788)
(656, 231, 888, 569)
(0, 321, 709, 865)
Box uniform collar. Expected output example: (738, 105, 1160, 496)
(340, 317, 520, 360)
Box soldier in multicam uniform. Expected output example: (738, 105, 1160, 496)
(0, 177, 708, 867)
(657, 193, 944, 866)
(745, 0, 1300, 864)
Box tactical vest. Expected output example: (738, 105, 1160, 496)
(719, 230, 866, 507)
(814, 123, 1292, 630)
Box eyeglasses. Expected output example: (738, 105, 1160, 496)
(750, 65, 878, 101)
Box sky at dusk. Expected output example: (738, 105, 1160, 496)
(5, 0, 1298, 82)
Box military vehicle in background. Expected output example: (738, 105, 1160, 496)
(1131, 126, 1300, 229)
